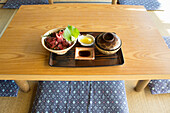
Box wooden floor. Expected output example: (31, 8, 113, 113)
(0, 3, 170, 113)
(126, 81, 170, 113)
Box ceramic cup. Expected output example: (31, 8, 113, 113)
(95, 32, 122, 55)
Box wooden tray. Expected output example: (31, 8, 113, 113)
(49, 32, 124, 67)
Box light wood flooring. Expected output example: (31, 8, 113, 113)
(0, 3, 170, 113)
(126, 81, 170, 113)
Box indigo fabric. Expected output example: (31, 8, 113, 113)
(119, 0, 161, 10)
(32, 81, 129, 113)
(3, 0, 49, 9)
(163, 36, 170, 48)
(0, 80, 19, 97)
(149, 80, 170, 94)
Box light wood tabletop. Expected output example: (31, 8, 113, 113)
(0, 4, 170, 92)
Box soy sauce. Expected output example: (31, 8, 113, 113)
(79, 51, 91, 57)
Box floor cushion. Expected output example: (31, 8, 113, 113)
(3, 0, 49, 9)
(31, 81, 129, 113)
(149, 80, 170, 94)
(0, 80, 19, 97)
(119, 0, 162, 10)
(162, 36, 170, 49)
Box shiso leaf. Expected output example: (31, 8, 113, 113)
(63, 25, 80, 42)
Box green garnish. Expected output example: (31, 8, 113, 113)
(63, 25, 80, 42)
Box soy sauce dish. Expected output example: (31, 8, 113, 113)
(75, 47, 95, 60)
(78, 34, 95, 46)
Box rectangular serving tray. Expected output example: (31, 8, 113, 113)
(49, 32, 124, 67)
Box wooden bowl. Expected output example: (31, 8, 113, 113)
(41, 28, 77, 55)
(95, 33, 122, 55)
(95, 44, 121, 55)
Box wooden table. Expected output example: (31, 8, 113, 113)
(48, 0, 118, 4)
(0, 4, 170, 92)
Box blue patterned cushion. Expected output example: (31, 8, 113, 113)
(0, 80, 19, 97)
(119, 0, 161, 10)
(163, 36, 170, 48)
(149, 80, 170, 94)
(32, 81, 129, 113)
(3, 0, 49, 9)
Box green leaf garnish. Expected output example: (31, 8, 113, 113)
(63, 25, 80, 41)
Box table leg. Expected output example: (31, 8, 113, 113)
(135, 80, 150, 92)
(112, 0, 118, 4)
(15, 80, 30, 93)
(48, 0, 53, 4)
